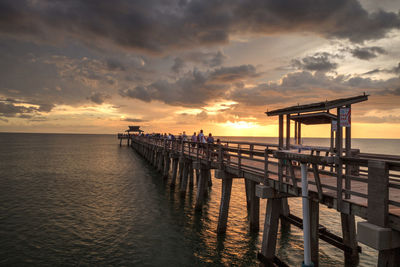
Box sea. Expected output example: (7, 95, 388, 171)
(1, 133, 399, 266)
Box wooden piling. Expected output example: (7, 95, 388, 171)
(195, 166, 208, 211)
(180, 161, 189, 196)
(261, 198, 282, 264)
(249, 180, 260, 232)
(341, 213, 359, 266)
(217, 174, 233, 234)
(245, 179, 251, 213)
(170, 158, 179, 186)
(178, 159, 184, 185)
(163, 155, 170, 179)
(188, 163, 194, 187)
(310, 199, 320, 267)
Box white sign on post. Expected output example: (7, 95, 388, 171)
(340, 108, 351, 127)
(331, 120, 337, 132)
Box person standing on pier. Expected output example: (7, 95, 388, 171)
(191, 132, 197, 152)
(198, 130, 206, 154)
(207, 133, 214, 144)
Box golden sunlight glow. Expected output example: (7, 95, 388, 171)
(222, 120, 257, 129)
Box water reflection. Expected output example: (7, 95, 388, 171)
(0, 134, 381, 266)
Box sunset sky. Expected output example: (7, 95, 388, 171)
(0, 0, 400, 138)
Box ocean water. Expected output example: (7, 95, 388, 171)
(1, 133, 399, 266)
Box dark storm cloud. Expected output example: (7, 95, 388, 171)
(106, 59, 126, 71)
(183, 51, 227, 67)
(350, 46, 387, 60)
(0, 101, 33, 117)
(0, 98, 53, 120)
(120, 70, 227, 107)
(1, 0, 399, 54)
(228, 71, 400, 106)
(87, 92, 111, 105)
(38, 103, 55, 112)
(292, 53, 338, 72)
(171, 51, 227, 73)
(171, 57, 185, 73)
(209, 65, 260, 83)
(120, 64, 259, 106)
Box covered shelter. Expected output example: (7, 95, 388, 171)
(265, 94, 369, 266)
(125, 126, 144, 134)
(265, 94, 368, 153)
(121, 126, 144, 146)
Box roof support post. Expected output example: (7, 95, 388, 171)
(286, 114, 291, 150)
(336, 107, 343, 210)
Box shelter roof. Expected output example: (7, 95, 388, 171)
(125, 126, 143, 132)
(266, 94, 368, 116)
(290, 112, 337, 125)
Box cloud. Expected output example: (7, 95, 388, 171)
(87, 92, 111, 104)
(0, 99, 51, 120)
(350, 46, 387, 60)
(106, 58, 126, 71)
(171, 57, 185, 73)
(120, 64, 260, 106)
(183, 51, 227, 67)
(228, 71, 400, 107)
(209, 65, 260, 83)
(292, 53, 338, 72)
(1, 0, 399, 54)
(362, 62, 400, 75)
(38, 103, 55, 112)
(121, 118, 147, 122)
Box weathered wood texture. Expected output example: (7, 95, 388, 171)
(130, 135, 400, 267)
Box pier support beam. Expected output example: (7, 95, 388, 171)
(341, 213, 359, 266)
(180, 160, 190, 197)
(188, 163, 194, 187)
(281, 198, 291, 230)
(163, 155, 170, 179)
(260, 197, 282, 266)
(217, 173, 233, 234)
(310, 199, 320, 267)
(170, 158, 179, 187)
(245, 179, 251, 214)
(249, 180, 260, 232)
(195, 164, 209, 211)
(178, 158, 184, 185)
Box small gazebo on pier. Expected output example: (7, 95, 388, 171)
(266, 93, 369, 153)
(118, 125, 143, 146)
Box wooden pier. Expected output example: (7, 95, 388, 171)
(124, 95, 400, 267)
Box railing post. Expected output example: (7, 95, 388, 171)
(367, 160, 389, 227)
(238, 144, 242, 175)
(264, 147, 269, 184)
(218, 144, 223, 169)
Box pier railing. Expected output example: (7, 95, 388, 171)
(132, 135, 400, 231)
